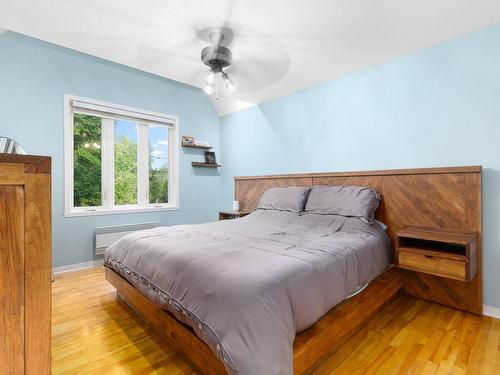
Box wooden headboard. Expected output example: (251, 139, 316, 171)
(234, 166, 483, 314)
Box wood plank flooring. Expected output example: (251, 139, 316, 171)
(52, 267, 500, 374)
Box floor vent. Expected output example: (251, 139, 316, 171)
(95, 222, 161, 255)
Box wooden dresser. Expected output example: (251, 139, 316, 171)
(0, 154, 51, 374)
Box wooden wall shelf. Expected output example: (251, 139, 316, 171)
(192, 162, 221, 168)
(182, 143, 212, 150)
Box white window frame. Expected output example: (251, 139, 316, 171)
(64, 95, 179, 217)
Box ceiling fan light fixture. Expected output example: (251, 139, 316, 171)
(206, 69, 215, 85)
(225, 80, 235, 92)
(221, 70, 235, 92)
(201, 41, 236, 97)
(204, 81, 215, 95)
(201, 45, 232, 70)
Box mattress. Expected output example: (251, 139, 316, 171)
(105, 209, 390, 375)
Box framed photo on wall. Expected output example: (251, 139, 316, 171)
(204, 151, 216, 165)
(181, 135, 195, 146)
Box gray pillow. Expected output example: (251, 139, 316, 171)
(305, 185, 380, 222)
(257, 186, 311, 212)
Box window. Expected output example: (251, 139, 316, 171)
(64, 95, 179, 216)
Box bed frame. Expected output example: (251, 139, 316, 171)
(106, 165, 482, 374)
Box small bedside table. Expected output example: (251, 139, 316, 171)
(396, 226, 477, 282)
(218, 210, 252, 220)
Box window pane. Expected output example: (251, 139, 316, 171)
(73, 114, 102, 207)
(114, 120, 138, 205)
(149, 125, 169, 204)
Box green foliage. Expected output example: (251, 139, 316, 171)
(148, 130, 169, 204)
(73, 114, 168, 207)
(149, 166, 168, 203)
(73, 114, 102, 207)
(114, 136, 138, 205)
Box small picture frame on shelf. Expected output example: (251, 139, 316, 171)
(204, 151, 217, 165)
(181, 135, 195, 146)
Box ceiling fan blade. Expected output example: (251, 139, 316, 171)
(227, 57, 290, 93)
(192, 0, 239, 48)
(137, 40, 202, 80)
(196, 25, 236, 47)
(219, 30, 290, 93)
(137, 21, 204, 70)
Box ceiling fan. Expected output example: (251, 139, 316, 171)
(200, 27, 236, 98)
(139, 22, 291, 101)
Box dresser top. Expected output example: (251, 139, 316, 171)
(0, 154, 51, 173)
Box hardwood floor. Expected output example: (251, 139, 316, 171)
(52, 267, 500, 374)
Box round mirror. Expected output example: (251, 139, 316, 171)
(0, 137, 27, 154)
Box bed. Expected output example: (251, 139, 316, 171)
(106, 184, 391, 374)
(105, 166, 482, 375)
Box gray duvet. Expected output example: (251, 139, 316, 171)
(105, 209, 390, 375)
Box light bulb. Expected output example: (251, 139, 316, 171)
(225, 79, 235, 92)
(206, 70, 215, 85)
(222, 71, 235, 92)
(204, 84, 214, 95)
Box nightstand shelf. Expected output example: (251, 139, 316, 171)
(396, 226, 477, 282)
(219, 211, 251, 220)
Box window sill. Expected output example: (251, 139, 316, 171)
(64, 205, 180, 218)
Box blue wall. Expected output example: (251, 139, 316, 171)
(0, 32, 221, 267)
(220, 24, 500, 309)
(2, 26, 499, 309)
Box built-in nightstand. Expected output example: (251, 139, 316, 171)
(218, 211, 251, 220)
(396, 226, 477, 282)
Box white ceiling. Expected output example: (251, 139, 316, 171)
(1, 0, 500, 115)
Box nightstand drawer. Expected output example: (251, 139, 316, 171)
(399, 250, 466, 281)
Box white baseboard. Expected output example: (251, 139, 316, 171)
(53, 259, 104, 275)
(483, 305, 500, 319)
